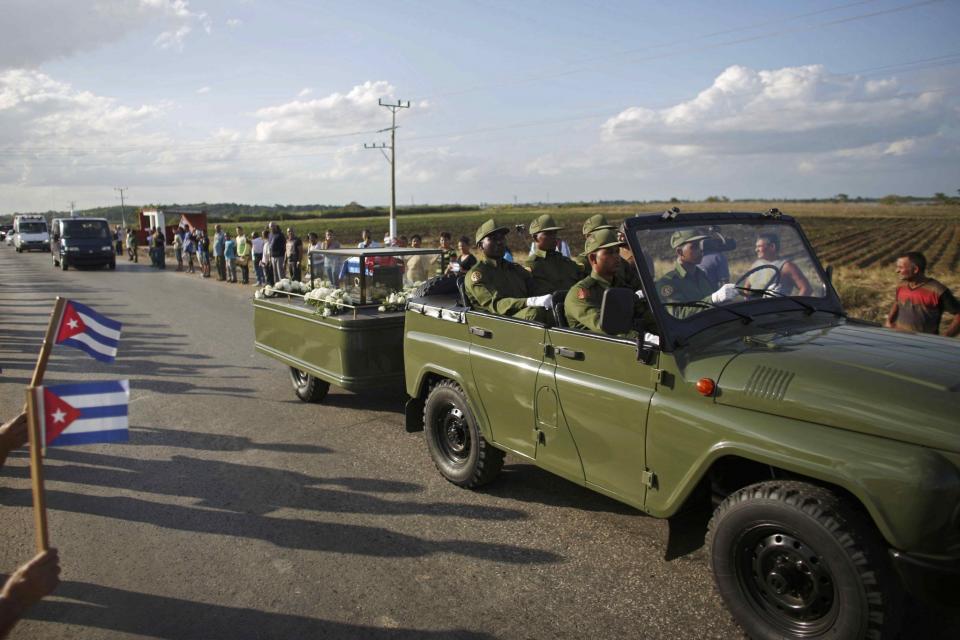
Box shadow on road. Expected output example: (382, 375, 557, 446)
(480, 462, 638, 516)
(129, 426, 335, 454)
(3, 487, 557, 564)
(7, 449, 527, 522)
(28, 581, 497, 639)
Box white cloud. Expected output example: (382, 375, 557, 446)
(601, 64, 949, 155)
(254, 81, 404, 144)
(298, 88, 313, 97)
(0, 0, 210, 68)
(196, 86, 211, 94)
(227, 18, 243, 28)
(517, 64, 959, 199)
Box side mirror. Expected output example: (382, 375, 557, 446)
(599, 287, 635, 335)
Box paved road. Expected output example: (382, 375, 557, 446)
(0, 246, 954, 639)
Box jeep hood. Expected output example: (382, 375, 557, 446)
(715, 322, 960, 453)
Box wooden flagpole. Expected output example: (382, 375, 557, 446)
(30, 296, 67, 388)
(22, 296, 65, 552)
(25, 387, 49, 552)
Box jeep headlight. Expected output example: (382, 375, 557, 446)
(101, 245, 112, 251)
(67, 246, 79, 252)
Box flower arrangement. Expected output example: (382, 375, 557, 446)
(303, 285, 355, 317)
(377, 284, 420, 312)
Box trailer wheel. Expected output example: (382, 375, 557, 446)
(424, 380, 503, 488)
(707, 480, 902, 640)
(289, 367, 329, 403)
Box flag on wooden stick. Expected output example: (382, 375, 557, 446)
(54, 300, 121, 363)
(31, 380, 129, 447)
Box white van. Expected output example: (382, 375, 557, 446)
(13, 214, 49, 253)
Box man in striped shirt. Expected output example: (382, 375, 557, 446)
(886, 251, 960, 337)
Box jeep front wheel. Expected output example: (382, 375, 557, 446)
(424, 380, 503, 488)
(706, 480, 902, 640)
(288, 367, 329, 403)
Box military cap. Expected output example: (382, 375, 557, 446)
(529, 214, 564, 235)
(581, 228, 625, 256)
(670, 228, 709, 249)
(475, 219, 510, 246)
(582, 214, 616, 236)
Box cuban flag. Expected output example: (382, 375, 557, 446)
(33, 380, 129, 447)
(55, 300, 121, 363)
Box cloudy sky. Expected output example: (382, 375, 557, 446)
(2, 0, 959, 213)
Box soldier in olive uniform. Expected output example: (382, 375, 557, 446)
(524, 214, 582, 294)
(565, 229, 655, 336)
(573, 214, 617, 275)
(465, 219, 554, 323)
(656, 229, 740, 318)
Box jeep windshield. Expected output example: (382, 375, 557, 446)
(625, 213, 843, 347)
(62, 220, 110, 239)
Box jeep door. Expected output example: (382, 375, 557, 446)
(465, 311, 546, 459)
(544, 328, 657, 508)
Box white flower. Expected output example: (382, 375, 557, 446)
(377, 305, 386, 312)
(322, 308, 331, 317)
(264, 286, 274, 297)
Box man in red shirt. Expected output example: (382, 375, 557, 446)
(886, 251, 960, 336)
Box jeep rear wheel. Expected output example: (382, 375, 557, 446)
(424, 380, 503, 488)
(707, 480, 902, 640)
(289, 367, 329, 403)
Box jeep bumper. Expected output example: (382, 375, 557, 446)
(889, 550, 960, 607)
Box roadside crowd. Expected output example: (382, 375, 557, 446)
(107, 217, 960, 337)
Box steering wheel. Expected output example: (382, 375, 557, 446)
(735, 264, 781, 297)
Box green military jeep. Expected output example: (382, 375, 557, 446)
(403, 211, 960, 639)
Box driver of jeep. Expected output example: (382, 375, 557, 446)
(656, 229, 740, 318)
(748, 233, 812, 297)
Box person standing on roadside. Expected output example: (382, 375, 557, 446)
(322, 229, 341, 284)
(126, 228, 138, 262)
(405, 235, 433, 284)
(213, 224, 226, 281)
(154, 228, 166, 269)
(198, 229, 211, 278)
(357, 229, 375, 249)
(236, 226, 250, 285)
(183, 230, 196, 273)
(886, 251, 960, 337)
(286, 227, 303, 281)
(269, 222, 286, 283)
(173, 230, 184, 272)
(251, 228, 265, 285)
(262, 229, 274, 286)
(224, 232, 237, 283)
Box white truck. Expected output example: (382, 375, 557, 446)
(13, 214, 50, 253)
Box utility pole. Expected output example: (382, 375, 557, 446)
(364, 98, 410, 240)
(114, 187, 128, 228)
(69, 201, 76, 218)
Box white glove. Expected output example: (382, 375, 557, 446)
(526, 294, 554, 310)
(710, 283, 740, 304)
(635, 289, 645, 301)
(643, 332, 660, 347)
